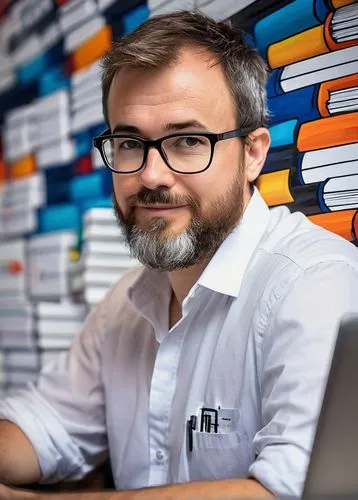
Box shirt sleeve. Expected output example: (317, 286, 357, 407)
(0, 296, 109, 484)
(248, 260, 358, 498)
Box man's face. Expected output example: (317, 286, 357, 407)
(107, 48, 252, 271)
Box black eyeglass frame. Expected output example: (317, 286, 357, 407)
(93, 127, 249, 174)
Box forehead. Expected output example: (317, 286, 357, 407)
(106, 48, 236, 131)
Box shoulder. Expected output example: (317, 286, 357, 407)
(262, 207, 358, 273)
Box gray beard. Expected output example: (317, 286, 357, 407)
(112, 175, 244, 271)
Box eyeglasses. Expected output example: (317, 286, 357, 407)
(93, 128, 248, 174)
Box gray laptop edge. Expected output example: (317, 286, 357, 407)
(302, 313, 358, 499)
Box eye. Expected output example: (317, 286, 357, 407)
(120, 139, 142, 150)
(175, 136, 203, 148)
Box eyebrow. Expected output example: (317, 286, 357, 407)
(112, 120, 209, 136)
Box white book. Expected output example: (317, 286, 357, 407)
(301, 143, 358, 184)
(323, 174, 358, 211)
(4, 351, 39, 370)
(5, 370, 39, 386)
(0, 301, 33, 333)
(42, 21, 61, 50)
(0, 240, 26, 297)
(150, 0, 195, 15)
(27, 231, 78, 299)
(72, 88, 102, 113)
(71, 101, 104, 134)
(64, 15, 105, 54)
(12, 33, 43, 67)
(83, 224, 123, 241)
(195, 0, 257, 20)
(59, 0, 98, 35)
(0, 331, 36, 349)
(36, 137, 75, 169)
(327, 87, 358, 114)
(71, 78, 101, 102)
(38, 336, 74, 349)
(36, 301, 87, 320)
(71, 60, 101, 89)
(83, 240, 129, 256)
(83, 207, 117, 225)
(1, 173, 45, 210)
(92, 146, 104, 169)
(85, 255, 138, 271)
(1, 206, 37, 238)
(280, 46, 358, 93)
(37, 318, 83, 336)
(331, 3, 358, 43)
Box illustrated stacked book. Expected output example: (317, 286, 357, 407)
(80, 207, 139, 306)
(230, 0, 358, 245)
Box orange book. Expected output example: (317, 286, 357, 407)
(309, 210, 358, 241)
(331, 0, 356, 8)
(257, 169, 294, 206)
(317, 74, 358, 117)
(268, 10, 357, 69)
(297, 112, 358, 152)
(72, 25, 112, 72)
(9, 155, 36, 179)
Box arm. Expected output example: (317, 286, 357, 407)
(0, 296, 110, 486)
(0, 479, 273, 499)
(0, 420, 41, 485)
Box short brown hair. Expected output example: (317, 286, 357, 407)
(101, 10, 268, 132)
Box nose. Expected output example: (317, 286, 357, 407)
(139, 146, 176, 190)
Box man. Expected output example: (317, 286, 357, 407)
(0, 10, 357, 500)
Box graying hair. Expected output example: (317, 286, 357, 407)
(101, 10, 269, 133)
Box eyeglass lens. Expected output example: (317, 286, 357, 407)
(102, 135, 212, 173)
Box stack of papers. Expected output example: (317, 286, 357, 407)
(0, 173, 46, 238)
(35, 300, 88, 350)
(0, 239, 27, 300)
(71, 60, 103, 135)
(27, 231, 81, 300)
(3, 104, 37, 162)
(34, 89, 74, 169)
(0, 300, 36, 350)
(2, 346, 40, 394)
(59, 0, 104, 54)
(80, 207, 139, 305)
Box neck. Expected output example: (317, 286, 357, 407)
(168, 257, 210, 306)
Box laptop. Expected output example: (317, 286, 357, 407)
(302, 314, 358, 499)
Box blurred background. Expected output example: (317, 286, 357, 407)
(0, 0, 357, 399)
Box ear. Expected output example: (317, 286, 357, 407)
(243, 127, 271, 183)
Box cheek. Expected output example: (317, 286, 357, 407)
(112, 174, 137, 213)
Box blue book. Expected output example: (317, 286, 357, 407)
(18, 53, 47, 85)
(123, 4, 149, 34)
(262, 145, 296, 174)
(69, 170, 112, 202)
(268, 85, 321, 125)
(80, 196, 113, 214)
(39, 65, 69, 96)
(74, 131, 92, 158)
(254, 0, 329, 57)
(38, 203, 81, 233)
(269, 120, 298, 149)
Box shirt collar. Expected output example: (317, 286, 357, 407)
(197, 187, 270, 298)
(128, 188, 271, 314)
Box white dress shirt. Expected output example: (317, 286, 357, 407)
(1, 189, 358, 498)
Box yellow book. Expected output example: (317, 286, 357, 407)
(257, 169, 294, 206)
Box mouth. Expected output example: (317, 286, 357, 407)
(136, 204, 187, 215)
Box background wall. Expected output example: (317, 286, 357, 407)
(0, 0, 357, 397)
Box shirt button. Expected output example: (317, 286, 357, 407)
(156, 450, 164, 461)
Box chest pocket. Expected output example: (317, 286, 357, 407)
(188, 429, 254, 481)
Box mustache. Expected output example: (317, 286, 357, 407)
(127, 187, 199, 209)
